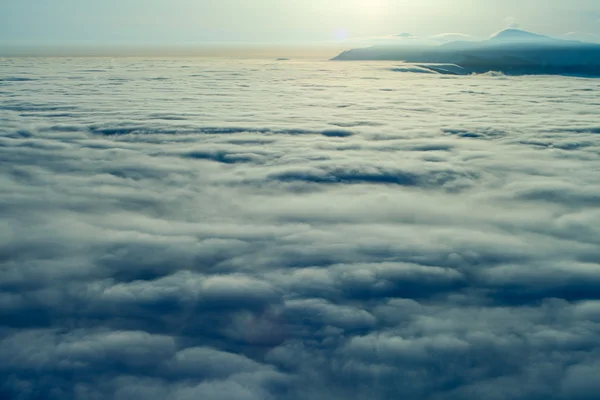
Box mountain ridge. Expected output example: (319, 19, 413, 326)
(332, 29, 600, 76)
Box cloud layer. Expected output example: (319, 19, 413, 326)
(1, 58, 600, 400)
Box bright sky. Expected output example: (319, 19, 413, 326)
(1, 0, 599, 44)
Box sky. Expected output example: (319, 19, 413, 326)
(1, 0, 600, 45)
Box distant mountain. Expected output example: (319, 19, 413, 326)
(489, 28, 553, 42)
(439, 29, 579, 51)
(332, 29, 600, 76)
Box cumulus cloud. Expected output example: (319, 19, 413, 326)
(1, 58, 600, 400)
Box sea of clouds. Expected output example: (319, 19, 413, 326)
(1, 57, 600, 400)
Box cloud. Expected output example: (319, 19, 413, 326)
(505, 16, 521, 29)
(342, 33, 438, 47)
(392, 32, 415, 38)
(562, 32, 600, 43)
(430, 33, 476, 43)
(1, 58, 600, 400)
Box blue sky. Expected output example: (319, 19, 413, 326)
(1, 0, 599, 44)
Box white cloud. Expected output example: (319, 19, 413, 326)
(430, 33, 476, 43)
(505, 16, 521, 29)
(562, 32, 600, 43)
(1, 57, 600, 400)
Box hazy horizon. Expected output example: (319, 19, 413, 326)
(2, 0, 600, 53)
(2, 28, 600, 58)
(0, 41, 349, 58)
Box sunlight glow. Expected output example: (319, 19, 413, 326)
(352, 0, 387, 17)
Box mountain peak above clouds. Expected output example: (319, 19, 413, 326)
(489, 28, 553, 42)
(332, 28, 600, 76)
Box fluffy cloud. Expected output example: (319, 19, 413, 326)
(1, 58, 600, 399)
